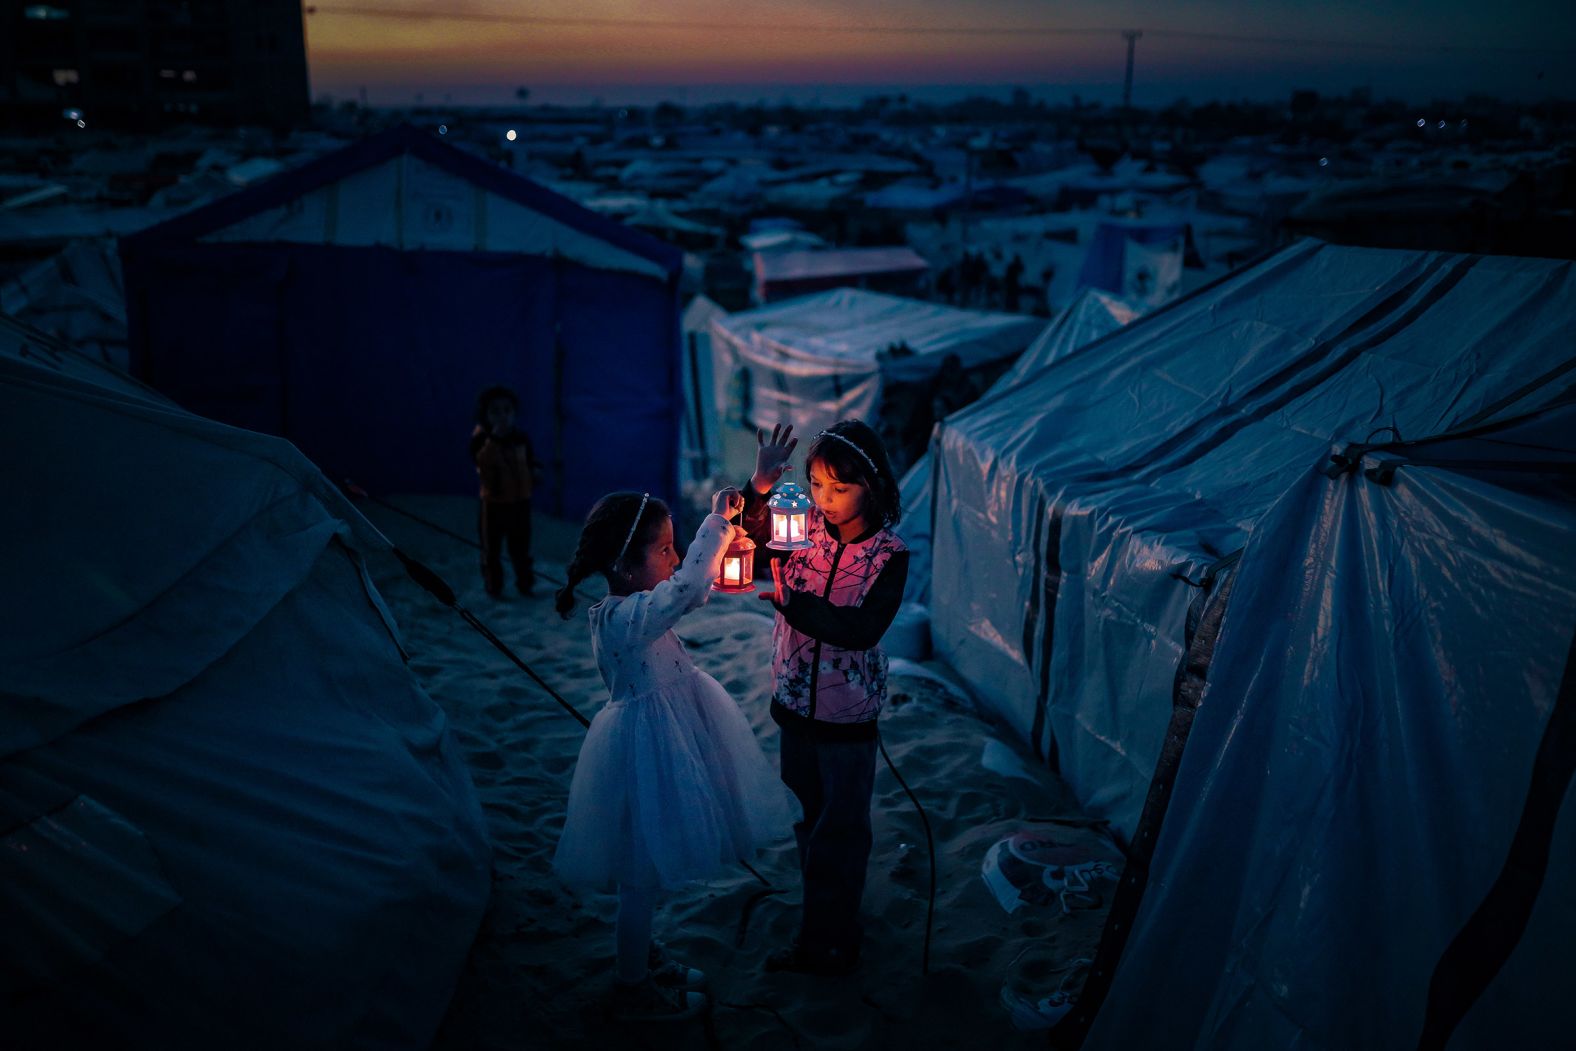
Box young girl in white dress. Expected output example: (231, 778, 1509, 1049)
(553, 488, 788, 1023)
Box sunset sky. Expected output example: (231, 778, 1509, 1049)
(302, 0, 1576, 107)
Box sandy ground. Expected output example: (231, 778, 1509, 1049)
(357, 496, 1111, 1051)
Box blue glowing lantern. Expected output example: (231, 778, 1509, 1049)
(767, 482, 813, 550)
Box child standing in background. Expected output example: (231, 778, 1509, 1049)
(553, 489, 789, 1023)
(470, 385, 540, 598)
(742, 420, 909, 977)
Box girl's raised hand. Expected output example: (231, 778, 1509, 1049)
(712, 486, 744, 520)
(752, 424, 798, 494)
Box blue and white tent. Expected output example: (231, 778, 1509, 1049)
(121, 126, 684, 517)
(1, 315, 491, 1048)
(1074, 218, 1198, 308)
(710, 288, 1042, 441)
(928, 239, 1576, 842)
(920, 240, 1576, 1047)
(1077, 400, 1576, 1049)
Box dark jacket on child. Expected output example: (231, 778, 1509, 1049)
(471, 426, 540, 595)
(471, 426, 538, 503)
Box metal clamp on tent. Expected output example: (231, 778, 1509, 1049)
(1363, 454, 1406, 486)
(1324, 426, 1407, 479)
(1322, 442, 1370, 478)
(1169, 548, 1242, 589)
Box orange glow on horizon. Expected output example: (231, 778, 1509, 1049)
(298, 1, 1560, 103)
(304, 2, 1123, 88)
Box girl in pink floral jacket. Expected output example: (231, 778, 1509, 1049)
(741, 420, 909, 977)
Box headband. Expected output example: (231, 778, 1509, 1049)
(614, 492, 650, 568)
(815, 431, 878, 477)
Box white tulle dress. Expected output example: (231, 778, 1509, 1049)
(553, 514, 789, 891)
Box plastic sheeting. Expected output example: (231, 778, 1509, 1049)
(929, 239, 1576, 842)
(1086, 406, 1576, 1050)
(900, 289, 1140, 604)
(1, 327, 491, 1048)
(997, 288, 1143, 386)
(710, 288, 1043, 441)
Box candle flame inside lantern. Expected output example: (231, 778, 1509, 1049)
(766, 481, 813, 551)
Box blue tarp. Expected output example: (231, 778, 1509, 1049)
(121, 126, 683, 517)
(929, 239, 1576, 842)
(1087, 404, 1576, 1049)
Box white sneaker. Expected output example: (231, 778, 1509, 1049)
(649, 940, 706, 989)
(611, 976, 707, 1023)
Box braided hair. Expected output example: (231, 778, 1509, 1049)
(805, 418, 902, 528)
(555, 491, 672, 618)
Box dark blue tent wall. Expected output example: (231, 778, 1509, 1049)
(120, 127, 683, 518)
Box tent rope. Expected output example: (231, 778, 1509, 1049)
(352, 485, 941, 967)
(390, 548, 590, 730)
(346, 487, 776, 893)
(878, 728, 938, 976)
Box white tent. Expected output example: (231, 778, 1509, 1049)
(1, 315, 491, 1047)
(709, 288, 1042, 470)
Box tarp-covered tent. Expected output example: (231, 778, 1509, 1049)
(121, 125, 683, 518)
(929, 239, 1576, 842)
(711, 288, 1043, 468)
(900, 287, 1143, 605)
(1, 315, 491, 1048)
(996, 288, 1142, 386)
(1074, 403, 1576, 1050)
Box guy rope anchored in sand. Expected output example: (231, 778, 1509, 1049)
(341, 417, 937, 1027)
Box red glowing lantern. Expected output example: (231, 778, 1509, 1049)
(711, 531, 757, 593)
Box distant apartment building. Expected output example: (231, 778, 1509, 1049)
(1, 0, 308, 128)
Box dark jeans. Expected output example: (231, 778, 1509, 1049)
(778, 716, 878, 955)
(479, 499, 534, 595)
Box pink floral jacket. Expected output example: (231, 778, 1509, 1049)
(771, 512, 908, 726)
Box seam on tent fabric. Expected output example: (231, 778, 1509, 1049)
(952, 240, 1315, 426)
(1414, 623, 1576, 1050)
(1049, 561, 1238, 1048)
(1326, 391, 1576, 481)
(1122, 253, 1480, 484)
(335, 537, 409, 664)
(1438, 261, 1574, 431)
(17, 489, 336, 668)
(1026, 490, 1065, 767)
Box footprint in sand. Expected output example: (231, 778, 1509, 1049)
(469, 747, 506, 771)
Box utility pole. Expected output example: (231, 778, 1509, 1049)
(1122, 29, 1142, 110)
